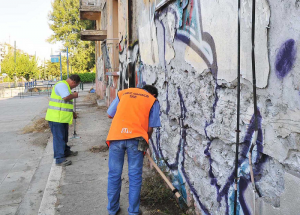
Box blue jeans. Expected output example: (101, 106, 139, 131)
(107, 139, 144, 215)
(48, 121, 71, 164)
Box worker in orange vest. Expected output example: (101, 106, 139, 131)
(106, 85, 161, 215)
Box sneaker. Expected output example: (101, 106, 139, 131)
(56, 160, 72, 166)
(65, 151, 78, 157)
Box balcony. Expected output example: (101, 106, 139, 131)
(80, 30, 107, 41)
(79, 0, 103, 20)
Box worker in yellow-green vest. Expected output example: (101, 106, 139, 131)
(45, 75, 81, 166)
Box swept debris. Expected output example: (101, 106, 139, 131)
(23, 117, 49, 134)
(89, 145, 109, 153)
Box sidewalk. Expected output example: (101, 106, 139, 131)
(39, 87, 144, 215)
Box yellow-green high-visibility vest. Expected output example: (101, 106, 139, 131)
(45, 80, 74, 124)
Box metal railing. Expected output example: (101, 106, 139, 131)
(0, 81, 54, 99)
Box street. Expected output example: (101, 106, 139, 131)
(0, 95, 51, 214)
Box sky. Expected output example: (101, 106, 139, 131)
(0, 0, 62, 64)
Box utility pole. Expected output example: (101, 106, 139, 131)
(14, 41, 16, 64)
(67, 47, 69, 78)
(44, 58, 46, 80)
(14, 41, 16, 84)
(60, 52, 62, 81)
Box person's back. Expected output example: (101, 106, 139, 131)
(106, 87, 156, 146)
(106, 85, 161, 215)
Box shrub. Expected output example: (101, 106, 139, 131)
(62, 72, 95, 83)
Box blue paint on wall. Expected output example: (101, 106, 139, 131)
(152, 1, 269, 214)
(275, 39, 297, 79)
(173, 172, 187, 201)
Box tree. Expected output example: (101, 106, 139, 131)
(45, 57, 68, 79)
(0, 48, 38, 81)
(48, 0, 95, 73)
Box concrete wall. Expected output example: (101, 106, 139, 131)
(96, 0, 300, 214)
(133, 0, 300, 214)
(95, 1, 107, 99)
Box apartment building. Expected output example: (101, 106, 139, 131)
(0, 43, 9, 74)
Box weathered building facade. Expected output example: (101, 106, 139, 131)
(80, 0, 300, 214)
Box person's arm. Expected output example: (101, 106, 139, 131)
(55, 83, 78, 101)
(107, 97, 120, 118)
(63, 92, 78, 101)
(148, 100, 161, 140)
(148, 127, 154, 139)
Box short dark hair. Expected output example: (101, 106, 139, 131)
(69, 74, 81, 84)
(142, 85, 158, 98)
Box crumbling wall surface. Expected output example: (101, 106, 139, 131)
(131, 0, 300, 214)
(95, 3, 107, 98)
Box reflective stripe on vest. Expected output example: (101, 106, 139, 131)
(49, 98, 73, 104)
(48, 105, 74, 112)
(45, 80, 74, 124)
(106, 88, 156, 146)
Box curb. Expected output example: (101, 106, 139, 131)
(37, 137, 62, 215)
(38, 161, 62, 215)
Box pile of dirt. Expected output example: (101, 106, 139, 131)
(89, 145, 108, 153)
(83, 93, 98, 105)
(23, 117, 50, 134)
(140, 167, 188, 215)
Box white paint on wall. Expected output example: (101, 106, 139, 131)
(167, 11, 176, 42)
(165, 42, 175, 64)
(184, 46, 208, 74)
(139, 22, 159, 66)
(201, 0, 238, 83)
(201, 0, 270, 88)
(240, 0, 270, 88)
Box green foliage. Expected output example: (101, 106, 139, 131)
(0, 46, 38, 81)
(48, 0, 95, 73)
(45, 56, 68, 79)
(62, 72, 95, 83)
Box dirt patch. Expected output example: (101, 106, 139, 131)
(23, 117, 50, 134)
(30, 132, 51, 148)
(83, 93, 98, 104)
(141, 165, 188, 215)
(89, 145, 109, 153)
(97, 106, 108, 111)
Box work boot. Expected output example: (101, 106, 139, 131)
(56, 160, 72, 166)
(65, 150, 78, 157)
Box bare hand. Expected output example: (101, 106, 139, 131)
(73, 92, 79, 98)
(73, 112, 78, 119)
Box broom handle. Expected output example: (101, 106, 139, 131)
(145, 153, 181, 199)
(73, 97, 76, 135)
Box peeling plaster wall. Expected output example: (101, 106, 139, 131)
(95, 2, 107, 99)
(122, 0, 300, 214)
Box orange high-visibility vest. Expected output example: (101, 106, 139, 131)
(106, 88, 156, 146)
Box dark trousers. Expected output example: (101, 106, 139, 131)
(49, 121, 71, 164)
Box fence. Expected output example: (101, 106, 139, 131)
(0, 81, 90, 99)
(0, 81, 53, 99)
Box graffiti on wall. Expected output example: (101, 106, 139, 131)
(275, 39, 297, 79)
(119, 39, 145, 90)
(148, 0, 268, 214)
(176, 0, 218, 78)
